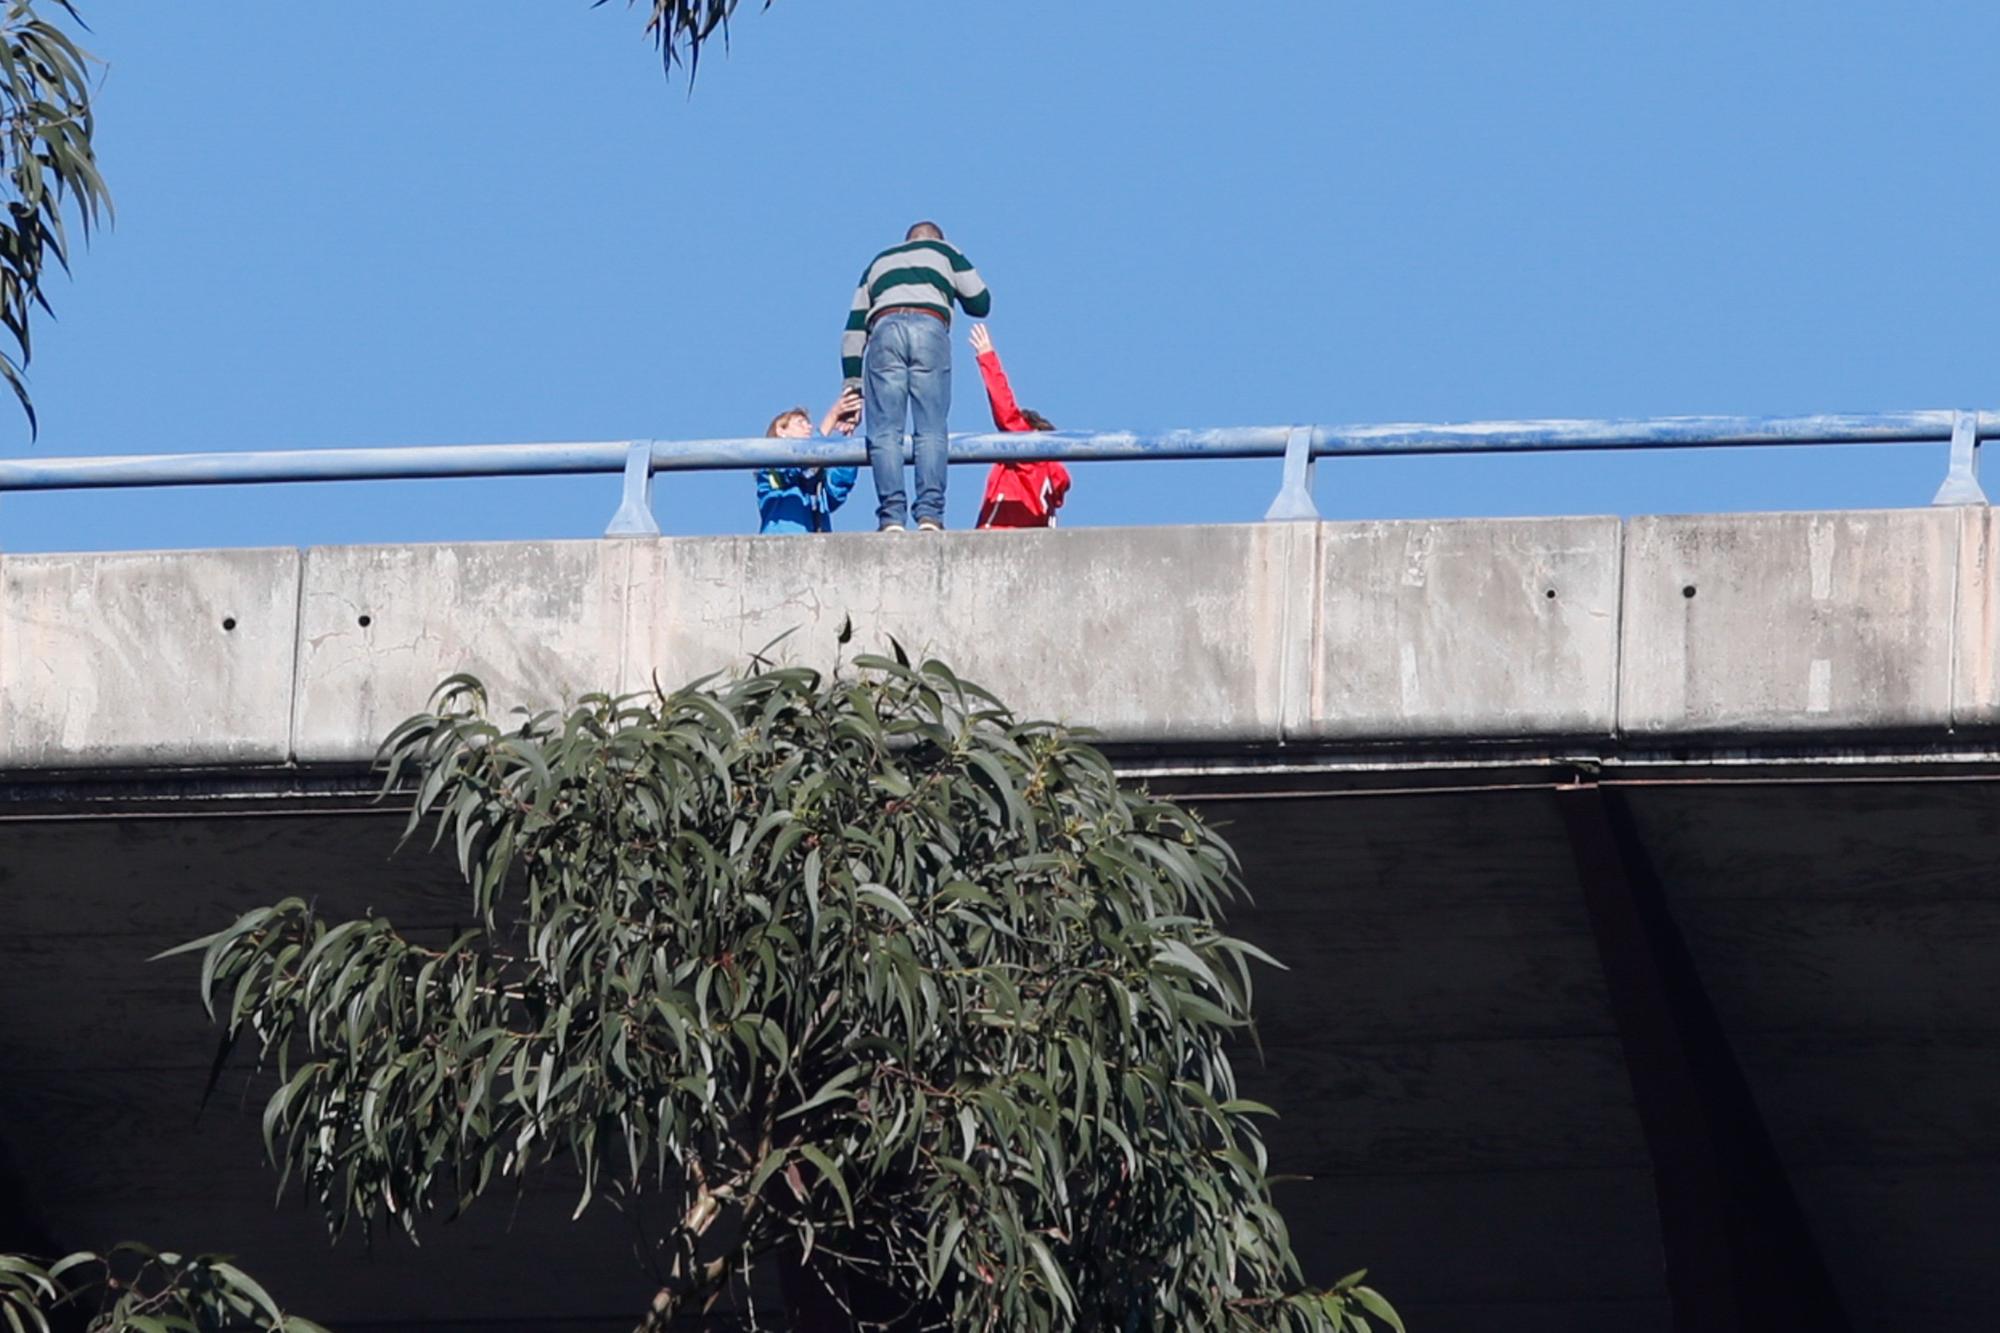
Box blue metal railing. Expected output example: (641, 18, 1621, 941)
(0, 409, 1988, 536)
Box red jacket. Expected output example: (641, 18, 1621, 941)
(975, 349, 1071, 529)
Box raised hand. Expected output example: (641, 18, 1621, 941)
(968, 323, 994, 357)
(820, 387, 863, 437)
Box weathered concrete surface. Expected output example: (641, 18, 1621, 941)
(1, 510, 1997, 773)
(1310, 517, 1621, 739)
(637, 524, 1305, 742)
(0, 548, 300, 769)
(291, 541, 640, 763)
(1951, 506, 2000, 727)
(1619, 509, 1959, 736)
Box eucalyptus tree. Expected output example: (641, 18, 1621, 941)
(0, 0, 108, 432)
(61, 653, 1394, 1332)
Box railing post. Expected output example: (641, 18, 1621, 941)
(1263, 425, 1319, 521)
(1931, 411, 1988, 506)
(604, 440, 661, 536)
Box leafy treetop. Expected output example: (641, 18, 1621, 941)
(157, 652, 1398, 1331)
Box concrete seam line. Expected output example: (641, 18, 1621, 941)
(1611, 516, 1631, 743)
(1154, 769, 2000, 802)
(1946, 506, 1970, 731)
(284, 545, 309, 767)
(1272, 530, 1286, 742)
(1274, 523, 1297, 743)
(1308, 519, 1327, 734)
(1274, 519, 1320, 745)
(615, 536, 636, 698)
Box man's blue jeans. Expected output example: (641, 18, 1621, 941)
(863, 312, 951, 529)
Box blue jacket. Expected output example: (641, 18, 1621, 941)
(756, 465, 857, 534)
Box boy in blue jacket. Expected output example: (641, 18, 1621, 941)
(756, 389, 861, 534)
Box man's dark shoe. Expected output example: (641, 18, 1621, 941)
(917, 518, 944, 532)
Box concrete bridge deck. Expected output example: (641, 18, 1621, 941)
(3, 513, 1998, 1331)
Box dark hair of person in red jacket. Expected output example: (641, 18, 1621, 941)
(967, 324, 1071, 529)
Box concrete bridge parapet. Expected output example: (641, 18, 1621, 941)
(0, 507, 1988, 773)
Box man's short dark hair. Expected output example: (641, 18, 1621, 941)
(906, 221, 943, 241)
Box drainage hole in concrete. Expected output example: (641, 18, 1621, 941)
(358, 614, 372, 628)
(222, 616, 237, 631)
(1544, 588, 1557, 600)
(1681, 584, 1697, 599)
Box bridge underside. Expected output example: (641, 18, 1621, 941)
(3, 750, 1996, 1331)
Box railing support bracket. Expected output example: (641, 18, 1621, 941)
(604, 440, 660, 536)
(1931, 411, 1988, 506)
(1263, 426, 1319, 521)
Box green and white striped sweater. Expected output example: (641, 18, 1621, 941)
(840, 239, 991, 386)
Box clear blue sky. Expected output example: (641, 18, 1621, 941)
(7, 1, 1998, 551)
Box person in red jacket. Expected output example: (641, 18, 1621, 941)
(968, 324, 1071, 529)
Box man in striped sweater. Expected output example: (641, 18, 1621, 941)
(842, 221, 991, 531)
